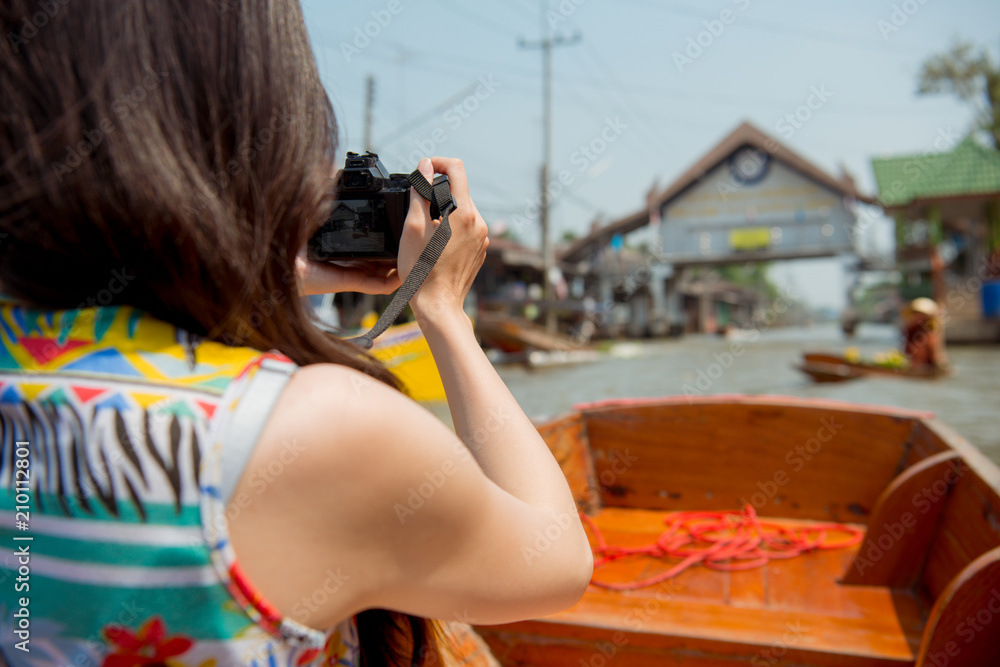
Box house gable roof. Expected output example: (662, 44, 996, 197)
(561, 120, 871, 263)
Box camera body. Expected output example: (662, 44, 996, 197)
(308, 152, 410, 262)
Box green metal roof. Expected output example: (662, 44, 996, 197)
(871, 136, 1000, 208)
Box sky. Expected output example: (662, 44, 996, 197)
(300, 0, 999, 310)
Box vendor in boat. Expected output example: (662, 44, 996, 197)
(902, 297, 948, 368)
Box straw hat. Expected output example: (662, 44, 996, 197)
(910, 297, 939, 317)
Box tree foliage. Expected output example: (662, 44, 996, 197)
(917, 40, 1000, 147)
(714, 262, 780, 302)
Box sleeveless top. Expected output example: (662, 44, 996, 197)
(0, 296, 360, 666)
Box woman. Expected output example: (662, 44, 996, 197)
(0, 1, 592, 665)
(901, 297, 947, 369)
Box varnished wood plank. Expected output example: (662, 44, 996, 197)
(537, 412, 601, 513)
(903, 424, 948, 469)
(915, 546, 1000, 667)
(478, 589, 921, 666)
(842, 452, 963, 588)
(908, 420, 1000, 602)
(726, 565, 767, 609)
(921, 470, 1000, 600)
(582, 401, 914, 521)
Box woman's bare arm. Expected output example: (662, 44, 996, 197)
(228, 157, 592, 630)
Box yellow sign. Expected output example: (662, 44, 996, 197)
(729, 227, 770, 251)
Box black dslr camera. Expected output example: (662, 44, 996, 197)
(308, 152, 445, 262)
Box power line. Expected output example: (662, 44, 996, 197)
(426, 0, 523, 39)
(358, 41, 949, 117)
(374, 81, 479, 146)
(613, 0, 928, 54)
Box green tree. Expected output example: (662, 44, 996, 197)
(917, 40, 1000, 147)
(715, 262, 779, 301)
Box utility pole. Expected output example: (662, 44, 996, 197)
(355, 74, 376, 327)
(519, 31, 580, 332)
(363, 74, 375, 153)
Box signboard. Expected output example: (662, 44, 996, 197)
(729, 227, 770, 251)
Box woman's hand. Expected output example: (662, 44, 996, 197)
(397, 157, 489, 322)
(294, 252, 401, 296)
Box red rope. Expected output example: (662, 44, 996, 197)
(581, 504, 864, 591)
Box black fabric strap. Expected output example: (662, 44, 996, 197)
(347, 170, 455, 349)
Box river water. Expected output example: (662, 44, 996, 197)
(493, 322, 1000, 466)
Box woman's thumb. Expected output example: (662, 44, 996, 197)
(417, 157, 433, 180)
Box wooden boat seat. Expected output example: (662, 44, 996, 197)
(529, 507, 925, 666)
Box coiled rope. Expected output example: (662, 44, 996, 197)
(581, 504, 864, 591)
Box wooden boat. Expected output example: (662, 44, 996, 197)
(474, 395, 1000, 666)
(475, 311, 582, 354)
(797, 352, 951, 383)
(369, 319, 447, 402)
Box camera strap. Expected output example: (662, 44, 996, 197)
(347, 170, 455, 349)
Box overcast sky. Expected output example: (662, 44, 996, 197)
(301, 0, 998, 309)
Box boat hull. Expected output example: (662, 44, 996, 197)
(797, 352, 950, 383)
(475, 396, 1000, 666)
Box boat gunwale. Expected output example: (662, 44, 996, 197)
(569, 394, 936, 420)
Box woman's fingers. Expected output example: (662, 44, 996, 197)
(295, 254, 401, 295)
(407, 157, 435, 233)
(398, 158, 438, 283)
(428, 157, 472, 220)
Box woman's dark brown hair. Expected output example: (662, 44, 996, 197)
(0, 0, 447, 664)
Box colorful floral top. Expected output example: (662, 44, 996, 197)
(0, 296, 358, 666)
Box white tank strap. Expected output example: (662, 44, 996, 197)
(218, 357, 297, 505)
